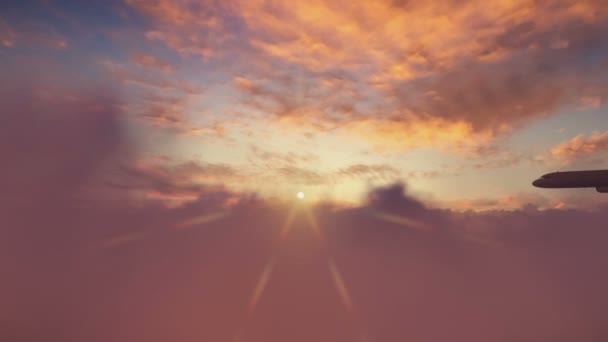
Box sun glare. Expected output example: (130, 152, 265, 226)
(297, 191, 305, 199)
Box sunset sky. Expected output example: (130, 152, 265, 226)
(2, 0, 608, 209)
(3, 1, 608, 342)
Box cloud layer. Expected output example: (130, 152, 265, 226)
(125, 0, 608, 152)
(2, 82, 608, 341)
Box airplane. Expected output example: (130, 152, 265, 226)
(533, 169, 608, 193)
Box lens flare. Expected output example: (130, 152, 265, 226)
(279, 207, 298, 240)
(328, 258, 355, 313)
(247, 259, 276, 313)
(305, 209, 324, 243)
(371, 210, 429, 231)
(98, 232, 146, 249)
(297, 191, 305, 199)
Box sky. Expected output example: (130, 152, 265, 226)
(2, 1, 608, 341)
(2, 0, 608, 209)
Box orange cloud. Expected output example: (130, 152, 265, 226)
(128, 0, 608, 150)
(551, 131, 608, 162)
(440, 193, 555, 211)
(233, 0, 605, 78)
(137, 94, 204, 135)
(127, 1, 605, 75)
(344, 116, 494, 153)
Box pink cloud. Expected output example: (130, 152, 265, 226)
(578, 96, 602, 110)
(0, 18, 16, 47)
(0, 18, 68, 49)
(131, 52, 175, 73)
(126, 0, 227, 59)
(551, 130, 608, 162)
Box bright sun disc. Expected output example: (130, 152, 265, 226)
(297, 191, 305, 199)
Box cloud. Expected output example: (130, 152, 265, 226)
(99, 60, 213, 135)
(126, 0, 228, 59)
(127, 0, 608, 153)
(0, 18, 68, 49)
(0, 18, 16, 47)
(551, 130, 608, 162)
(4, 15, 608, 340)
(0, 76, 128, 205)
(249, 146, 320, 166)
(335, 164, 401, 181)
(102, 158, 251, 206)
(578, 96, 602, 110)
(440, 193, 555, 211)
(137, 96, 204, 135)
(100, 60, 199, 94)
(131, 53, 175, 73)
(277, 165, 325, 185)
(470, 147, 542, 170)
(4, 164, 608, 341)
(344, 116, 495, 153)
(0, 74, 606, 340)
(247, 151, 405, 186)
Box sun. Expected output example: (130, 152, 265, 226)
(296, 191, 305, 199)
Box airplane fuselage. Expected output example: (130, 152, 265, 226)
(533, 170, 608, 192)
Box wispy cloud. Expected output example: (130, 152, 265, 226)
(131, 52, 175, 73)
(0, 17, 68, 49)
(126, 0, 228, 59)
(551, 130, 608, 163)
(0, 18, 16, 47)
(335, 164, 401, 181)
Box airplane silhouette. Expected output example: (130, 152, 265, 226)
(533, 170, 608, 193)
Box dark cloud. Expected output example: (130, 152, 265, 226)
(4, 156, 608, 341)
(0, 78, 127, 205)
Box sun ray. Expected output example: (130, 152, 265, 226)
(97, 231, 147, 250)
(278, 206, 298, 240)
(247, 258, 276, 314)
(304, 208, 324, 243)
(327, 255, 372, 341)
(328, 258, 355, 313)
